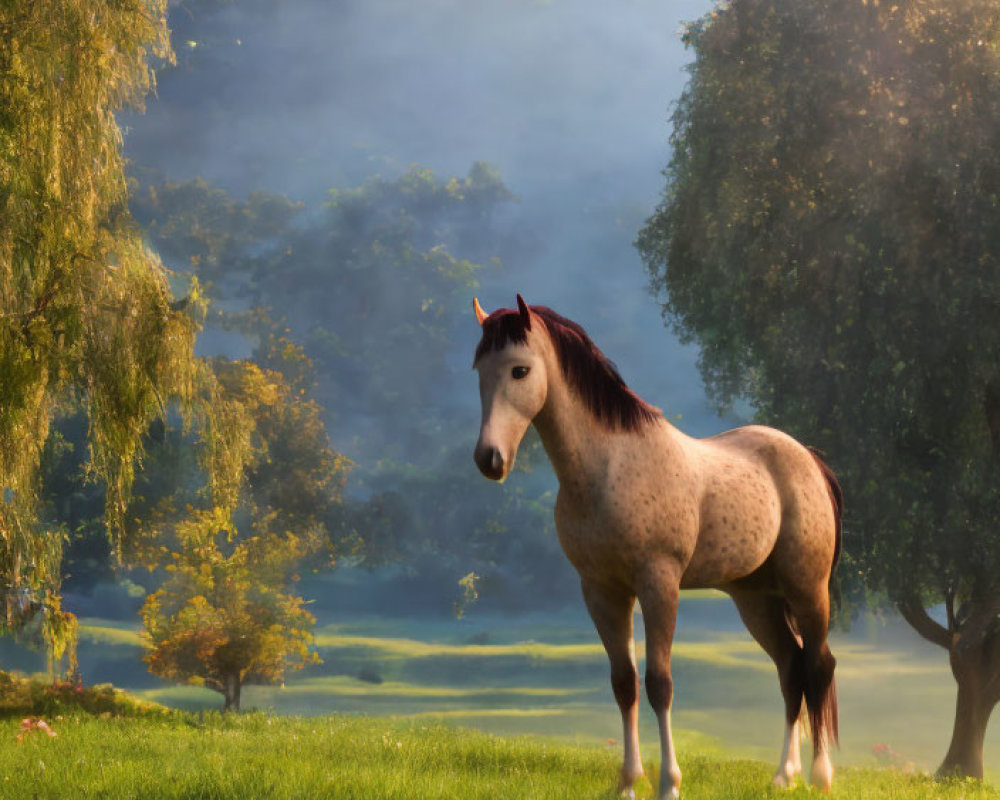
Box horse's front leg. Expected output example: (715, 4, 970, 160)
(639, 566, 682, 799)
(582, 580, 644, 798)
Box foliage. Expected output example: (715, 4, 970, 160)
(638, 0, 1000, 776)
(130, 166, 575, 611)
(38, 416, 116, 595)
(140, 511, 321, 711)
(207, 358, 349, 538)
(454, 572, 480, 619)
(131, 164, 511, 458)
(140, 361, 343, 710)
(0, 0, 212, 663)
(0, 670, 171, 720)
(350, 437, 576, 613)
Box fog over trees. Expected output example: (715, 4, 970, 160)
(111, 0, 720, 618)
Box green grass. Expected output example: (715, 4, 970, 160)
(64, 607, 1000, 779)
(2, 710, 999, 800)
(77, 619, 144, 648)
(8, 611, 1000, 797)
(27, 602, 1000, 787)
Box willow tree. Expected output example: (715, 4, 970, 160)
(640, 0, 1000, 779)
(0, 2, 221, 663)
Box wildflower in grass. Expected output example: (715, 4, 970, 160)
(17, 718, 56, 742)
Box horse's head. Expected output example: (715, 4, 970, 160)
(472, 294, 548, 481)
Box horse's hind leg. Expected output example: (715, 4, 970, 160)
(729, 590, 805, 788)
(582, 580, 644, 798)
(787, 590, 838, 792)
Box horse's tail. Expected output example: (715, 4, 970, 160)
(805, 642, 839, 749)
(804, 446, 842, 748)
(806, 446, 842, 580)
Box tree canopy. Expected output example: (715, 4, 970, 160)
(131, 165, 511, 460)
(140, 361, 342, 711)
(638, 0, 1000, 777)
(0, 0, 201, 662)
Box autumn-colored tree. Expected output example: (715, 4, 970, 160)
(142, 509, 320, 712)
(141, 360, 346, 710)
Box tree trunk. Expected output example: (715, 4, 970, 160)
(898, 597, 1000, 780)
(222, 673, 241, 712)
(938, 677, 993, 778)
(936, 622, 1000, 779)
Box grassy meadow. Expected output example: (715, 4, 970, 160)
(4, 709, 1000, 800)
(3, 590, 1000, 796)
(50, 593, 1000, 775)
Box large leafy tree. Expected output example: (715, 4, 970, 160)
(0, 0, 214, 663)
(639, 0, 1000, 778)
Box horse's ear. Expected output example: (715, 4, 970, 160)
(516, 293, 532, 331)
(473, 297, 488, 326)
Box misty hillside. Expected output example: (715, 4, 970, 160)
(97, 0, 721, 616)
(126, 0, 717, 430)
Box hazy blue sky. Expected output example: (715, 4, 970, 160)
(128, 0, 723, 434)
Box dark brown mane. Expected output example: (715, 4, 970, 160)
(474, 303, 661, 432)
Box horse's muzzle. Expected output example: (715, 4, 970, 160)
(474, 444, 505, 481)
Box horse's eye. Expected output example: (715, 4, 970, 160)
(511, 366, 530, 380)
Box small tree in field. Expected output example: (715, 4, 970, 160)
(639, 0, 1000, 778)
(140, 359, 345, 710)
(142, 509, 319, 711)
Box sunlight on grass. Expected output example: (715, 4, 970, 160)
(314, 634, 606, 659)
(316, 632, 776, 673)
(404, 708, 571, 719)
(679, 589, 728, 601)
(282, 676, 590, 698)
(68, 611, 1000, 778)
(1, 713, 997, 800)
(76, 619, 144, 648)
(832, 640, 951, 679)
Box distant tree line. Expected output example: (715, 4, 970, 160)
(128, 167, 576, 616)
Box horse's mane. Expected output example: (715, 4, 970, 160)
(474, 304, 661, 433)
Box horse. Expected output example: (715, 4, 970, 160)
(471, 295, 841, 798)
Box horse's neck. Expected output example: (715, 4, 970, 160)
(532, 368, 643, 496)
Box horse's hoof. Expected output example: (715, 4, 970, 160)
(618, 762, 644, 798)
(810, 760, 833, 793)
(659, 769, 681, 799)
